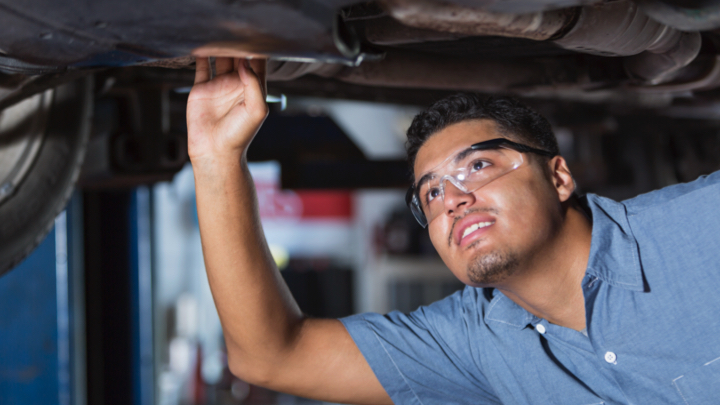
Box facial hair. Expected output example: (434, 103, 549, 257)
(467, 247, 520, 285)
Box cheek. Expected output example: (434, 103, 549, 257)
(428, 222, 462, 267)
(497, 176, 560, 241)
(428, 223, 449, 254)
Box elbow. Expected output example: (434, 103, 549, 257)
(223, 318, 308, 387)
(226, 352, 277, 388)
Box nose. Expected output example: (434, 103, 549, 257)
(442, 180, 475, 215)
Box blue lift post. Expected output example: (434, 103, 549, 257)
(130, 187, 154, 405)
(0, 188, 154, 405)
(0, 195, 83, 405)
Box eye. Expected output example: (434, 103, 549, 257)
(426, 187, 441, 203)
(470, 160, 491, 173)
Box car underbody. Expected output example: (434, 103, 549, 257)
(1, 0, 720, 273)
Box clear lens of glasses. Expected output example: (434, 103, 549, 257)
(411, 147, 524, 226)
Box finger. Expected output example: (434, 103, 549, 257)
(215, 57, 234, 76)
(249, 58, 266, 79)
(249, 58, 268, 98)
(239, 59, 267, 113)
(194, 57, 211, 84)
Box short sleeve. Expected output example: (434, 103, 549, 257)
(623, 170, 720, 281)
(624, 170, 720, 215)
(340, 288, 500, 405)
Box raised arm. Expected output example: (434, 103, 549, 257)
(187, 57, 391, 405)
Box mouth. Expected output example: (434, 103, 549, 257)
(452, 214, 497, 247)
(461, 221, 494, 239)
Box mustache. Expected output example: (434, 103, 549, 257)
(448, 207, 500, 247)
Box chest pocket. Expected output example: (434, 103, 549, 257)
(672, 356, 720, 404)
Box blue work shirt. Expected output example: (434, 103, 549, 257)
(341, 171, 720, 404)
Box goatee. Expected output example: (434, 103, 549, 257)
(467, 248, 520, 284)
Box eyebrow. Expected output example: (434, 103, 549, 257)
(415, 172, 435, 191)
(415, 146, 478, 189)
(453, 146, 480, 163)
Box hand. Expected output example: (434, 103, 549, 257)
(187, 57, 268, 164)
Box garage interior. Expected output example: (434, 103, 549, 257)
(2, 0, 720, 404)
(3, 83, 720, 405)
(0, 90, 458, 405)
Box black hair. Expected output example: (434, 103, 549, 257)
(406, 94, 559, 178)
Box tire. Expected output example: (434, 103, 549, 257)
(0, 76, 93, 276)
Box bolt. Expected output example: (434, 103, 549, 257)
(0, 182, 13, 197)
(39, 32, 53, 40)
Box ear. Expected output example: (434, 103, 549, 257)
(547, 156, 575, 203)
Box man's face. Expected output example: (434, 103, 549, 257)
(413, 119, 565, 287)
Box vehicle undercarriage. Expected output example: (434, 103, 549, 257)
(1, 0, 720, 274)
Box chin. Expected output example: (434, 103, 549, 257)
(466, 248, 520, 285)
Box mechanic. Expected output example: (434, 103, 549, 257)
(187, 57, 720, 404)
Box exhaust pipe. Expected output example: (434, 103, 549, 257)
(380, 0, 701, 84)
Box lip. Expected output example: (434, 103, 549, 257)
(453, 213, 496, 247)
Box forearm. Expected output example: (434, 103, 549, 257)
(186, 58, 390, 404)
(192, 154, 304, 376)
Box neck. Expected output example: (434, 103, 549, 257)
(497, 206, 592, 331)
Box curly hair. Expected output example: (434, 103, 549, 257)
(406, 94, 559, 179)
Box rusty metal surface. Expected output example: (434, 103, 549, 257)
(137, 55, 195, 69)
(638, 0, 720, 31)
(379, 0, 577, 41)
(0, 0, 358, 66)
(441, 0, 601, 14)
(0, 0, 714, 107)
(624, 32, 702, 83)
(329, 51, 585, 93)
(554, 0, 684, 57)
(363, 15, 466, 46)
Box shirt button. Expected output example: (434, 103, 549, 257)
(536, 324, 546, 334)
(604, 351, 617, 364)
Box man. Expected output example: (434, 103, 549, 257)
(187, 57, 720, 404)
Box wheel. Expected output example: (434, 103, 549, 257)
(0, 76, 93, 276)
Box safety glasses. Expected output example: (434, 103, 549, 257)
(406, 138, 556, 227)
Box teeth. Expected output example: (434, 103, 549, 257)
(462, 221, 493, 239)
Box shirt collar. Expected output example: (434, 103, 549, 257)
(485, 193, 645, 329)
(485, 290, 537, 329)
(582, 193, 644, 292)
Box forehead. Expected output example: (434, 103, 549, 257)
(414, 119, 504, 178)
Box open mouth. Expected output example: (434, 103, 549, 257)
(461, 221, 494, 240)
(449, 209, 500, 247)
(452, 216, 497, 247)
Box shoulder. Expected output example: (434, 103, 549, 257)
(341, 286, 492, 352)
(340, 287, 499, 404)
(413, 286, 493, 325)
(617, 171, 720, 268)
(622, 170, 720, 215)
